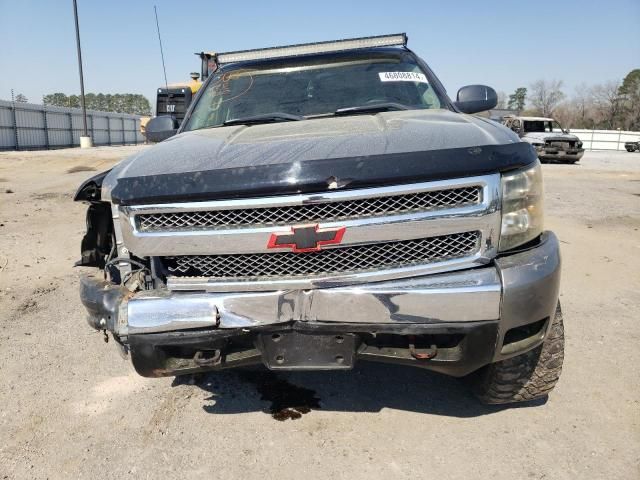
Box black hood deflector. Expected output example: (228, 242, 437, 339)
(110, 142, 536, 205)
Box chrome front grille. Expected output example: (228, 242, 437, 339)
(163, 231, 480, 280)
(120, 175, 501, 290)
(548, 141, 574, 149)
(137, 186, 481, 232)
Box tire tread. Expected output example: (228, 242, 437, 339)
(470, 303, 564, 404)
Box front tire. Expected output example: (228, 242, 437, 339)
(467, 303, 565, 404)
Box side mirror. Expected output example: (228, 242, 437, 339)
(455, 85, 498, 114)
(145, 115, 178, 143)
(564, 128, 571, 134)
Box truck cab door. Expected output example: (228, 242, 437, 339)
(509, 119, 522, 136)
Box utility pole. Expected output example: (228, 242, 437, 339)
(73, 0, 92, 148)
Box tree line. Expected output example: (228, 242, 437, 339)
(496, 69, 640, 131)
(41, 93, 151, 116)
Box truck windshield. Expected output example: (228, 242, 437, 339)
(524, 120, 565, 133)
(183, 50, 446, 131)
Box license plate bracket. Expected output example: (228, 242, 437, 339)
(258, 331, 356, 370)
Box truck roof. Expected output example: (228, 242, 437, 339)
(515, 116, 555, 122)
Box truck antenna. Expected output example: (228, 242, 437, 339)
(154, 5, 169, 92)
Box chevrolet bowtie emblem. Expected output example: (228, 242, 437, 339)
(267, 224, 346, 253)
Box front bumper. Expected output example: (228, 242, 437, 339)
(537, 147, 585, 162)
(80, 232, 561, 377)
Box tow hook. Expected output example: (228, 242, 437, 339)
(193, 350, 222, 367)
(408, 336, 437, 360)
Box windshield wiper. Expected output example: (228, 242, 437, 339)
(333, 102, 410, 116)
(222, 112, 304, 126)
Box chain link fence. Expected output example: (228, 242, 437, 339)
(0, 100, 145, 151)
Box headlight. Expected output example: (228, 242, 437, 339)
(499, 161, 544, 251)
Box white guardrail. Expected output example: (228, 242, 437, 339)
(570, 129, 640, 151)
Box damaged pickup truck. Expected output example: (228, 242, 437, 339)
(625, 140, 639, 152)
(75, 34, 564, 404)
(504, 116, 584, 163)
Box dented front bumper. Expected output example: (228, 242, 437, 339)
(80, 232, 560, 377)
(537, 147, 585, 162)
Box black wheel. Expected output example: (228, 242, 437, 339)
(627, 148, 635, 152)
(467, 303, 565, 404)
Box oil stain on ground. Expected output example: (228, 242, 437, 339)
(237, 370, 321, 421)
(177, 369, 322, 420)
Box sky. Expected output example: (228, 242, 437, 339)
(1, 0, 639, 111)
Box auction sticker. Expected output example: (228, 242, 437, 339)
(379, 72, 428, 83)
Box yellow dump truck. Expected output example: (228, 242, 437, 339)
(154, 53, 219, 125)
(155, 72, 203, 124)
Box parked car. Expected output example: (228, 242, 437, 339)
(75, 34, 563, 404)
(625, 140, 639, 152)
(504, 116, 584, 163)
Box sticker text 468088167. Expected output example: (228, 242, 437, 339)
(378, 72, 428, 83)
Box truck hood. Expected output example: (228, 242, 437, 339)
(523, 131, 581, 143)
(104, 109, 535, 205)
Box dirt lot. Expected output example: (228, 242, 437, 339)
(0, 147, 638, 479)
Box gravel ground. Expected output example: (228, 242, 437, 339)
(0, 147, 638, 479)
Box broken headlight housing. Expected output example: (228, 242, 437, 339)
(499, 161, 544, 251)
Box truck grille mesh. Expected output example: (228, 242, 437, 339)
(137, 186, 481, 232)
(163, 231, 480, 280)
(548, 141, 575, 149)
